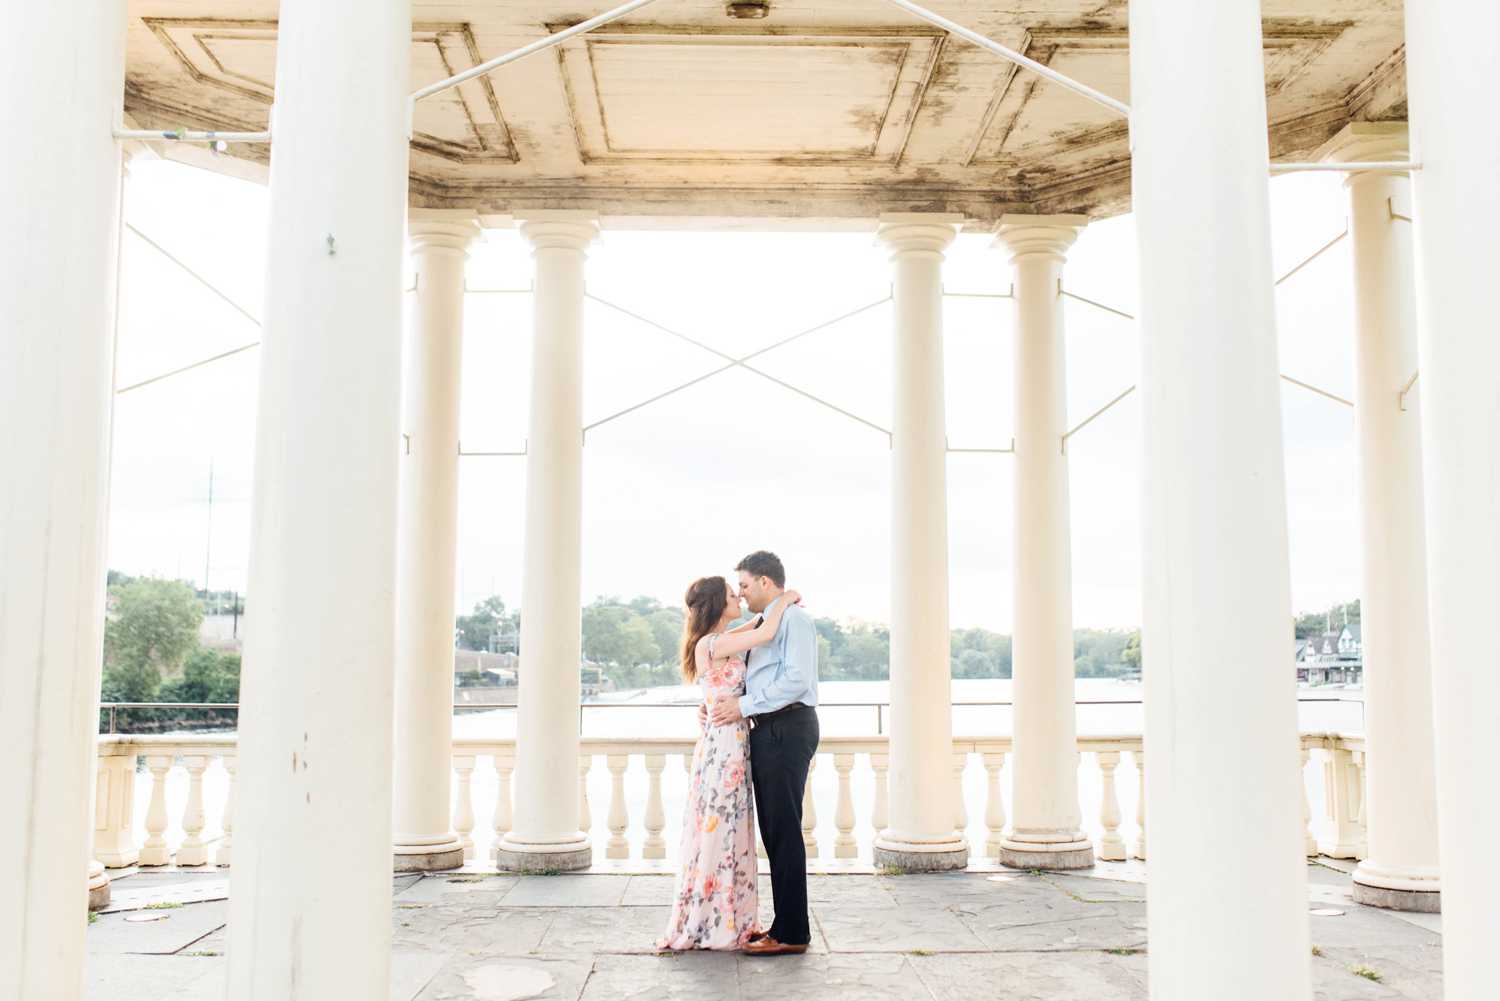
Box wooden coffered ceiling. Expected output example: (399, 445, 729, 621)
(122, 0, 1408, 227)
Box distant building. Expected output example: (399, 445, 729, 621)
(1298, 625, 1362, 686)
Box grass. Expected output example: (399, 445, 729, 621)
(910, 949, 934, 957)
(183, 950, 220, 957)
(88, 912, 97, 925)
(395, 902, 427, 910)
(876, 865, 910, 876)
(1105, 948, 1145, 956)
(1350, 966, 1383, 983)
(1311, 945, 1324, 957)
(144, 901, 182, 910)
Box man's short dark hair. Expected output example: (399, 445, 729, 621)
(735, 550, 786, 588)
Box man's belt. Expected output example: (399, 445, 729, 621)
(752, 701, 811, 722)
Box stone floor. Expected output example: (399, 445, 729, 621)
(86, 860, 1442, 1000)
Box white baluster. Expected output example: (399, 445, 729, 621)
(1350, 749, 1368, 860)
(953, 752, 969, 835)
(578, 755, 593, 839)
(982, 752, 1007, 859)
(175, 755, 210, 866)
(1132, 750, 1147, 860)
(490, 753, 514, 858)
(871, 752, 890, 838)
(1317, 746, 1366, 859)
(93, 750, 139, 868)
(801, 756, 819, 857)
(833, 753, 857, 859)
(452, 755, 476, 860)
(140, 755, 173, 866)
(1097, 750, 1126, 861)
(643, 754, 666, 860)
(1300, 746, 1318, 857)
(216, 754, 236, 867)
(606, 754, 630, 859)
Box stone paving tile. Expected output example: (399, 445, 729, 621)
(808, 873, 901, 907)
(393, 949, 455, 1001)
(86, 954, 223, 1001)
(1317, 945, 1443, 1001)
(910, 949, 1148, 1001)
(956, 909, 1147, 953)
(501, 875, 630, 908)
(414, 953, 592, 1001)
(815, 902, 989, 953)
(1039, 873, 1146, 903)
(620, 875, 677, 906)
(87, 899, 227, 955)
(738, 952, 936, 1001)
(398, 873, 520, 904)
(578, 952, 741, 1000)
(394, 904, 553, 955)
(537, 905, 674, 954)
(1312, 958, 1411, 1001)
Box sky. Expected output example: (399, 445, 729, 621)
(106, 157, 1359, 631)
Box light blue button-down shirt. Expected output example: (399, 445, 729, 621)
(738, 595, 820, 718)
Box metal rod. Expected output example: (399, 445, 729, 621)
(737, 296, 892, 364)
(1398, 369, 1420, 412)
(943, 290, 1013, 300)
(1275, 227, 1348, 287)
(114, 128, 269, 144)
(1270, 162, 1420, 174)
(458, 447, 528, 457)
(126, 223, 262, 327)
(412, 0, 662, 102)
(116, 341, 261, 394)
(1388, 197, 1413, 224)
(1061, 385, 1136, 453)
(582, 363, 736, 434)
(884, 0, 1131, 119)
(947, 442, 1015, 454)
(1279, 373, 1354, 408)
(1059, 288, 1136, 321)
(582, 293, 893, 437)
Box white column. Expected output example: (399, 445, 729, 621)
(392, 211, 479, 872)
(1404, 5, 1500, 991)
(993, 215, 1093, 870)
(1128, 4, 1311, 1000)
(496, 212, 598, 873)
(1321, 124, 1441, 913)
(872, 213, 968, 873)
(0, 0, 124, 994)
(224, 1, 411, 998)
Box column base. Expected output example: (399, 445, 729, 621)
(1352, 863, 1441, 913)
(88, 862, 111, 911)
(494, 834, 593, 874)
(999, 835, 1095, 871)
(393, 838, 466, 873)
(873, 835, 969, 873)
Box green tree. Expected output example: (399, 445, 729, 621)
(1121, 631, 1142, 672)
(160, 649, 242, 703)
(102, 578, 203, 701)
(456, 596, 516, 652)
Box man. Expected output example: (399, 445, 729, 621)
(709, 550, 819, 956)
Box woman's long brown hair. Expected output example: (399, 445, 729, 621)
(680, 576, 729, 683)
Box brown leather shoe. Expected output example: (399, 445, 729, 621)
(746, 930, 769, 944)
(742, 935, 808, 956)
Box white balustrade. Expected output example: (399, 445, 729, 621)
(90, 729, 1371, 872)
(833, 753, 857, 859)
(175, 755, 210, 866)
(801, 756, 819, 857)
(217, 754, 236, 867)
(643, 754, 666, 860)
(1097, 750, 1127, 861)
(606, 754, 631, 859)
(982, 751, 1006, 859)
(452, 755, 476, 860)
(1300, 745, 1319, 857)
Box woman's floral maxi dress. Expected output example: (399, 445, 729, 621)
(658, 643, 759, 950)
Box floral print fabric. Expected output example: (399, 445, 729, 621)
(658, 649, 759, 950)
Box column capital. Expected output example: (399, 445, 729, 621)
(518, 210, 600, 252)
(875, 213, 963, 258)
(992, 214, 1088, 261)
(1318, 121, 1410, 179)
(408, 210, 481, 256)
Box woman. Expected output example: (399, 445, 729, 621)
(658, 575, 800, 951)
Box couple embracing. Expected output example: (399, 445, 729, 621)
(657, 550, 819, 956)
